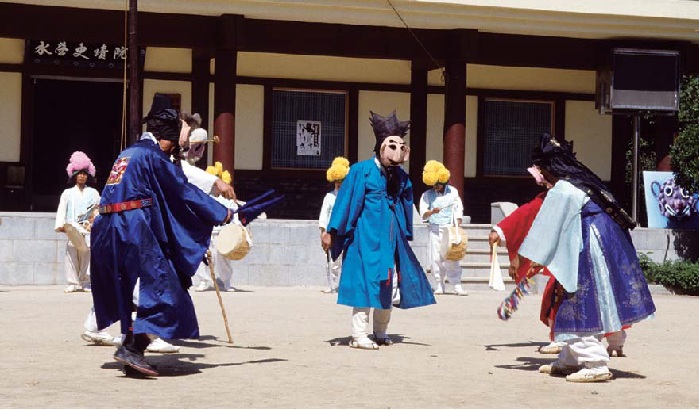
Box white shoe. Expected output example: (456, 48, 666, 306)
(81, 330, 115, 346)
(566, 368, 613, 383)
(434, 283, 445, 294)
(64, 284, 83, 293)
(539, 342, 564, 355)
(454, 284, 468, 296)
(321, 288, 337, 294)
(146, 338, 180, 353)
(349, 337, 379, 350)
(195, 281, 213, 292)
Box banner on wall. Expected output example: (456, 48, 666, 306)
(643, 171, 699, 229)
(296, 120, 321, 156)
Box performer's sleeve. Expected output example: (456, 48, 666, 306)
(518, 181, 586, 292)
(453, 188, 464, 223)
(90, 188, 101, 208)
(496, 193, 545, 260)
(400, 176, 415, 240)
(418, 191, 430, 222)
(327, 165, 365, 260)
(54, 191, 68, 229)
(155, 157, 229, 226)
(181, 161, 218, 194)
(327, 165, 364, 237)
(318, 194, 330, 229)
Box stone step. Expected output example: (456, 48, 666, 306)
(460, 248, 510, 264)
(460, 276, 516, 292)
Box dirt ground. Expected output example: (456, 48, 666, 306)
(0, 285, 697, 409)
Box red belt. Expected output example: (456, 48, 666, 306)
(99, 197, 153, 214)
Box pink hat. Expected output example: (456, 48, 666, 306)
(66, 151, 96, 178)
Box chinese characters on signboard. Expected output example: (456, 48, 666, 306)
(28, 40, 144, 70)
(296, 120, 321, 156)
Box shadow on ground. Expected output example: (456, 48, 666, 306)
(101, 353, 287, 378)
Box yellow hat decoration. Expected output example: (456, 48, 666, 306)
(206, 161, 232, 184)
(326, 157, 350, 182)
(422, 160, 450, 186)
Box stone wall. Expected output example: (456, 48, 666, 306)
(1, 212, 697, 286)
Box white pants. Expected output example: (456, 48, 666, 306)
(324, 252, 342, 290)
(606, 330, 627, 350)
(64, 241, 90, 287)
(195, 244, 234, 288)
(557, 335, 610, 370)
(350, 269, 399, 339)
(84, 307, 99, 332)
(428, 225, 461, 285)
(351, 308, 392, 339)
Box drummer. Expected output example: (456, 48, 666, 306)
(54, 151, 101, 293)
(419, 160, 467, 296)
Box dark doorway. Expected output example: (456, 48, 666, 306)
(31, 78, 123, 211)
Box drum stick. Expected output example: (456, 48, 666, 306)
(207, 249, 234, 344)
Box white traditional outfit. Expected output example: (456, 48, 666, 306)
(419, 184, 466, 295)
(55, 153, 100, 293)
(319, 188, 342, 292)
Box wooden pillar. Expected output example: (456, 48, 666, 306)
(127, 0, 141, 145)
(213, 15, 240, 175)
(192, 47, 211, 169)
(442, 58, 466, 202)
(409, 63, 428, 202)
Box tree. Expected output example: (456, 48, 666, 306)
(670, 75, 699, 193)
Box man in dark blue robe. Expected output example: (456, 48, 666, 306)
(321, 110, 435, 350)
(90, 94, 231, 376)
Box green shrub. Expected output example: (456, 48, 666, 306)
(638, 253, 699, 296)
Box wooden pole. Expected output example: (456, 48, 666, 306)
(128, 0, 141, 145)
(207, 249, 234, 344)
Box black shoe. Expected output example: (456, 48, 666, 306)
(114, 346, 159, 377)
(372, 333, 394, 346)
(121, 364, 151, 378)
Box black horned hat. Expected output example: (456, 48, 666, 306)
(369, 110, 410, 154)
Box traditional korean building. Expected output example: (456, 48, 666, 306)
(0, 0, 698, 222)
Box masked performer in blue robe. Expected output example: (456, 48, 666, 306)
(90, 94, 232, 377)
(518, 134, 656, 383)
(321, 110, 435, 350)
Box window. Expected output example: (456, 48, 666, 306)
(271, 88, 347, 169)
(481, 98, 554, 176)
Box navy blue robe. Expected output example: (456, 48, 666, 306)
(328, 158, 435, 309)
(90, 140, 228, 339)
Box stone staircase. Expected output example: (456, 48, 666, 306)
(458, 224, 515, 290)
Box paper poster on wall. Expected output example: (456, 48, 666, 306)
(296, 120, 321, 156)
(643, 171, 699, 229)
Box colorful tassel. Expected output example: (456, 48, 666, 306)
(497, 277, 535, 321)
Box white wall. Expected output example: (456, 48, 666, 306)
(0, 38, 24, 64)
(467, 64, 596, 93)
(145, 47, 192, 73)
(142, 79, 192, 116)
(357, 91, 411, 163)
(0, 72, 22, 162)
(234, 84, 265, 170)
(237, 52, 412, 84)
(565, 100, 613, 180)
